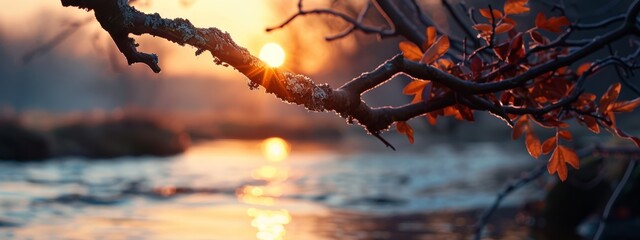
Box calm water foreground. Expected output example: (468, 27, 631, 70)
(0, 139, 540, 239)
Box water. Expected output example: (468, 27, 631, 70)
(0, 139, 541, 239)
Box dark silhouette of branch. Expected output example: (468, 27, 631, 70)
(265, 0, 395, 40)
(22, 16, 94, 64)
(474, 145, 640, 240)
(473, 164, 546, 240)
(593, 159, 638, 240)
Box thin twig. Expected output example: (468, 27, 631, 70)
(593, 160, 638, 240)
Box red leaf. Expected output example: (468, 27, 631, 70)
(473, 24, 493, 32)
(530, 30, 547, 45)
(548, 145, 580, 181)
(504, 0, 530, 15)
(421, 36, 450, 64)
(611, 97, 640, 112)
(558, 130, 573, 141)
(508, 33, 524, 63)
(536, 13, 570, 33)
(577, 63, 591, 76)
(526, 132, 542, 159)
(600, 83, 621, 113)
(396, 121, 415, 144)
(480, 8, 504, 19)
(512, 116, 528, 140)
(495, 23, 514, 34)
(583, 116, 600, 134)
(493, 42, 511, 61)
(542, 137, 556, 154)
(471, 57, 483, 78)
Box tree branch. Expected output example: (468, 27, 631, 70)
(60, 0, 640, 148)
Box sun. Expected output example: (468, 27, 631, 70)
(261, 137, 290, 162)
(259, 43, 286, 67)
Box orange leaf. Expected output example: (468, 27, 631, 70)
(558, 130, 573, 141)
(600, 83, 621, 113)
(420, 35, 449, 64)
(399, 41, 422, 61)
(423, 27, 437, 49)
(403, 79, 429, 104)
(530, 30, 547, 45)
(504, 0, 529, 15)
(508, 33, 524, 63)
(473, 24, 493, 32)
(480, 8, 504, 19)
(526, 132, 542, 159)
(577, 63, 591, 76)
(583, 116, 600, 134)
(612, 97, 640, 112)
(495, 23, 514, 33)
(536, 13, 570, 33)
(548, 145, 580, 181)
(541, 137, 556, 154)
(403, 80, 428, 95)
(502, 17, 517, 26)
(396, 121, 415, 144)
(427, 113, 437, 125)
(512, 116, 528, 140)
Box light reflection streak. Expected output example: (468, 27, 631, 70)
(236, 137, 292, 240)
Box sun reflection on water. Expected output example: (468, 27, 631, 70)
(236, 137, 292, 240)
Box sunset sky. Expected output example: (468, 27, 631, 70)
(0, 1, 386, 122)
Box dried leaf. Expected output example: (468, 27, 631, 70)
(541, 137, 556, 154)
(423, 27, 437, 50)
(530, 30, 547, 45)
(599, 83, 621, 113)
(577, 63, 591, 76)
(480, 8, 504, 19)
(558, 130, 573, 140)
(512, 116, 528, 140)
(526, 132, 542, 159)
(396, 121, 415, 144)
(504, 0, 530, 15)
(399, 41, 422, 61)
(403, 80, 428, 95)
(420, 35, 449, 64)
(583, 116, 600, 134)
(508, 33, 524, 63)
(427, 113, 438, 125)
(612, 97, 640, 112)
(535, 13, 570, 33)
(495, 23, 514, 33)
(403, 79, 429, 104)
(473, 24, 493, 32)
(502, 17, 517, 26)
(548, 145, 579, 181)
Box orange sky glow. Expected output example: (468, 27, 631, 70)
(0, 1, 363, 79)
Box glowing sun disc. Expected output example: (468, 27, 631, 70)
(261, 137, 290, 162)
(259, 43, 286, 67)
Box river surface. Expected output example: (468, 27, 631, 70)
(0, 139, 542, 239)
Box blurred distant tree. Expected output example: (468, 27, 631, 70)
(60, 0, 640, 183)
